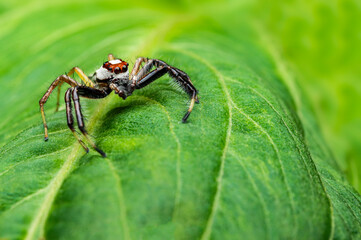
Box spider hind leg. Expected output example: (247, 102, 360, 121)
(167, 66, 199, 122)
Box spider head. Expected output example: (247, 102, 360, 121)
(94, 58, 132, 98)
(94, 59, 129, 81)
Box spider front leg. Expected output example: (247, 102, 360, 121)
(70, 86, 109, 157)
(131, 58, 199, 122)
(55, 67, 95, 112)
(39, 75, 79, 140)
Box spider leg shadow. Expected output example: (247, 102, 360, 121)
(103, 96, 154, 118)
(77, 153, 101, 166)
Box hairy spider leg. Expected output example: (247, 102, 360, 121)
(132, 58, 156, 85)
(172, 67, 200, 103)
(65, 88, 89, 152)
(39, 75, 79, 141)
(169, 66, 199, 119)
(133, 59, 199, 122)
(135, 66, 168, 88)
(55, 67, 95, 112)
(130, 57, 148, 84)
(71, 86, 109, 157)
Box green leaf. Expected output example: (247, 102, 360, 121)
(0, 1, 360, 239)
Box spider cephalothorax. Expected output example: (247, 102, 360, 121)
(39, 54, 199, 157)
(93, 59, 131, 99)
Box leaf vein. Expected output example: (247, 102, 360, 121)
(257, 29, 335, 238)
(229, 150, 271, 239)
(322, 178, 361, 226)
(170, 51, 234, 240)
(0, 146, 71, 177)
(5, 187, 47, 213)
(134, 96, 183, 222)
(231, 101, 298, 235)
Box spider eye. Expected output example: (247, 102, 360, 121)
(122, 65, 128, 72)
(114, 67, 121, 74)
(108, 67, 112, 71)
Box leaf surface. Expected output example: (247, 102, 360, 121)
(0, 1, 360, 239)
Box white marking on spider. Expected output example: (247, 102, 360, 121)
(109, 59, 122, 64)
(95, 67, 129, 80)
(95, 67, 112, 80)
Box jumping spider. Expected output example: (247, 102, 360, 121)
(39, 54, 199, 157)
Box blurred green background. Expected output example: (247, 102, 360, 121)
(0, 0, 360, 189)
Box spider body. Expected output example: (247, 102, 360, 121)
(39, 54, 199, 157)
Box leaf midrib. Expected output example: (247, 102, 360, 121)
(24, 143, 82, 240)
(187, 50, 233, 240)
